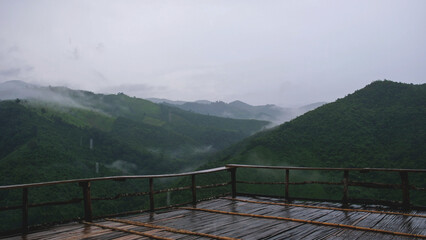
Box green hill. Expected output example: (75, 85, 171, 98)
(0, 82, 268, 231)
(202, 80, 426, 204)
(0, 81, 268, 184)
(0, 100, 171, 184)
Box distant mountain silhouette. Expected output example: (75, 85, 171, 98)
(148, 97, 325, 124)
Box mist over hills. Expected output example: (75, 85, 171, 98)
(0, 80, 271, 230)
(0, 80, 425, 229)
(204, 80, 426, 168)
(0, 80, 268, 184)
(200, 80, 426, 203)
(1, 80, 425, 194)
(148, 97, 325, 124)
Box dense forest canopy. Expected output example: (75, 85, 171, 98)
(199, 80, 426, 205)
(0, 81, 269, 185)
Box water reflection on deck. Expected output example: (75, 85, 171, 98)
(3, 196, 426, 239)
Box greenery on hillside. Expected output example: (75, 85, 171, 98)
(0, 80, 425, 232)
(0, 83, 268, 232)
(0, 82, 268, 181)
(201, 80, 426, 205)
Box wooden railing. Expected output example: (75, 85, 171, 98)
(0, 164, 425, 235)
(226, 164, 426, 209)
(0, 167, 230, 234)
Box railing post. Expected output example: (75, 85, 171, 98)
(149, 178, 154, 212)
(285, 169, 290, 202)
(342, 170, 349, 207)
(79, 181, 92, 222)
(400, 171, 410, 209)
(191, 174, 197, 205)
(230, 167, 237, 198)
(22, 187, 28, 233)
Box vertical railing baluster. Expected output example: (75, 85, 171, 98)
(342, 170, 349, 207)
(79, 181, 92, 222)
(285, 169, 290, 202)
(400, 171, 410, 209)
(230, 168, 237, 198)
(191, 174, 197, 205)
(22, 187, 28, 233)
(149, 178, 154, 212)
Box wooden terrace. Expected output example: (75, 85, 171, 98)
(1, 164, 425, 239)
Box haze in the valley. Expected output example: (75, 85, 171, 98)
(0, 0, 425, 107)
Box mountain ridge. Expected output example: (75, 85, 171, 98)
(204, 80, 426, 168)
(197, 80, 425, 204)
(148, 96, 325, 124)
(0, 81, 269, 184)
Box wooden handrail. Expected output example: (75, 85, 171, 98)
(0, 167, 227, 190)
(0, 166, 229, 233)
(2, 165, 423, 191)
(0, 164, 425, 234)
(225, 164, 426, 210)
(225, 164, 426, 172)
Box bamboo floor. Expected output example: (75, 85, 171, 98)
(2, 196, 425, 239)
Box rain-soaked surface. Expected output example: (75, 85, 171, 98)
(3, 196, 426, 239)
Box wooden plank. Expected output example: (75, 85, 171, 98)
(112, 235, 145, 240)
(179, 206, 426, 239)
(43, 222, 129, 240)
(371, 214, 425, 235)
(125, 211, 189, 225)
(5, 196, 426, 240)
(6, 223, 86, 240)
(223, 197, 426, 218)
(108, 218, 240, 240)
(83, 221, 172, 240)
(13, 224, 117, 240)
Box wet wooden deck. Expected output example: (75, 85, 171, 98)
(2, 196, 426, 239)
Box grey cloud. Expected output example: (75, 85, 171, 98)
(0, 80, 85, 109)
(92, 69, 108, 81)
(0, 68, 21, 77)
(0, 66, 34, 78)
(72, 48, 79, 60)
(102, 83, 168, 96)
(0, 1, 425, 106)
(7, 45, 19, 53)
(95, 43, 105, 53)
(0, 43, 34, 79)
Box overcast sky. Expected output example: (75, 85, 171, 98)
(0, 0, 425, 106)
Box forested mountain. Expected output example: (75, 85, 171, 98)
(205, 80, 425, 168)
(149, 97, 325, 124)
(201, 80, 426, 204)
(0, 81, 268, 184)
(0, 81, 268, 231)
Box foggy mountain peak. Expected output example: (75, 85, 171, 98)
(229, 100, 251, 107)
(194, 100, 212, 104)
(0, 80, 89, 109)
(1, 80, 39, 89)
